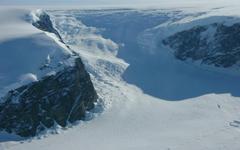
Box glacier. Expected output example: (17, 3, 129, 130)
(1, 4, 240, 150)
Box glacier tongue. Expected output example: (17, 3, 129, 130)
(55, 9, 240, 100)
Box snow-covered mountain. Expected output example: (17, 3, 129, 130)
(0, 8, 97, 138)
(1, 5, 240, 150)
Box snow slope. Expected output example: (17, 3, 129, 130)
(1, 6, 240, 150)
(0, 8, 74, 99)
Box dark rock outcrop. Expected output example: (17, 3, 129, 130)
(32, 10, 64, 43)
(163, 23, 240, 68)
(0, 58, 97, 137)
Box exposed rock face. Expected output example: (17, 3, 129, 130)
(32, 10, 64, 43)
(0, 10, 98, 137)
(0, 58, 97, 137)
(163, 23, 240, 68)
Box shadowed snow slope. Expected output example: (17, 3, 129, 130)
(1, 6, 240, 150)
(0, 8, 74, 98)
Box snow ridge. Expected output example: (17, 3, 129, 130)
(0, 9, 75, 99)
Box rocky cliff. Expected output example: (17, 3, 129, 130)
(31, 9, 65, 43)
(0, 10, 98, 137)
(0, 58, 97, 137)
(163, 23, 240, 68)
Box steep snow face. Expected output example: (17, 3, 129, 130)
(49, 10, 129, 109)
(0, 8, 74, 98)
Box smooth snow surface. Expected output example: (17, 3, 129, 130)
(0, 8, 74, 98)
(1, 5, 240, 150)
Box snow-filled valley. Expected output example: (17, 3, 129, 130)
(1, 5, 240, 150)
